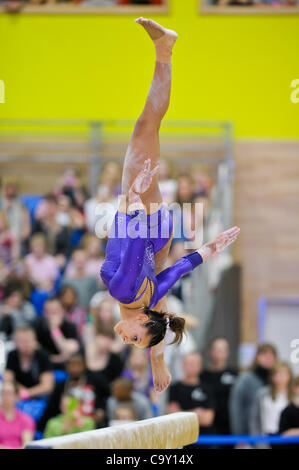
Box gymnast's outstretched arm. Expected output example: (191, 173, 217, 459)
(155, 226, 241, 302)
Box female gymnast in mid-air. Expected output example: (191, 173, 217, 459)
(100, 17, 240, 394)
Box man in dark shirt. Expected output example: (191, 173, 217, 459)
(201, 337, 237, 435)
(4, 326, 54, 399)
(38, 353, 110, 432)
(167, 352, 215, 435)
(33, 297, 80, 369)
(279, 376, 299, 448)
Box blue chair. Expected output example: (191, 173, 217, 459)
(20, 195, 43, 223)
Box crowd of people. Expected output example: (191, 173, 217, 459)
(0, 164, 298, 449)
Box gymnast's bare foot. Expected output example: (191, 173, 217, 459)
(135, 17, 178, 63)
(151, 357, 171, 394)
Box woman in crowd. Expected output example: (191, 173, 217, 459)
(107, 378, 153, 423)
(0, 381, 35, 449)
(229, 343, 277, 436)
(25, 234, 59, 293)
(279, 376, 299, 438)
(250, 362, 293, 438)
(60, 285, 87, 338)
(85, 329, 124, 384)
(0, 281, 36, 339)
(122, 347, 155, 400)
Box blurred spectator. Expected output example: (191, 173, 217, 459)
(32, 194, 73, 262)
(84, 165, 119, 234)
(43, 394, 95, 438)
(229, 343, 277, 436)
(85, 330, 124, 384)
(54, 167, 84, 201)
(4, 326, 54, 399)
(56, 194, 85, 231)
(0, 181, 31, 259)
(163, 295, 198, 385)
(84, 295, 124, 354)
(25, 234, 59, 293)
(122, 347, 155, 400)
(166, 242, 192, 302)
(61, 249, 99, 309)
(110, 406, 136, 426)
(60, 285, 87, 337)
(191, 169, 212, 199)
(158, 159, 177, 205)
(38, 353, 109, 432)
(0, 381, 35, 449)
(0, 210, 15, 266)
(279, 376, 299, 438)
(201, 337, 237, 435)
(107, 378, 153, 423)
(250, 362, 293, 438)
(0, 281, 36, 340)
(167, 352, 215, 434)
(65, 234, 104, 279)
(33, 297, 80, 369)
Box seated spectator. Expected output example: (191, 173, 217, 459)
(110, 406, 137, 426)
(167, 352, 215, 434)
(250, 362, 293, 438)
(279, 376, 299, 439)
(32, 194, 73, 263)
(84, 181, 118, 235)
(61, 249, 99, 309)
(229, 343, 277, 436)
(38, 353, 110, 432)
(44, 393, 95, 439)
(0, 381, 35, 449)
(107, 378, 153, 422)
(54, 167, 84, 201)
(0, 281, 36, 340)
(56, 194, 85, 232)
(0, 210, 15, 266)
(81, 234, 105, 278)
(85, 329, 124, 384)
(0, 181, 31, 260)
(33, 297, 80, 369)
(3, 326, 54, 399)
(84, 295, 124, 355)
(166, 242, 192, 302)
(201, 337, 237, 435)
(65, 234, 105, 284)
(158, 159, 177, 205)
(59, 285, 87, 338)
(25, 234, 59, 293)
(122, 347, 155, 400)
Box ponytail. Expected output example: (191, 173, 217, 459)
(143, 307, 186, 348)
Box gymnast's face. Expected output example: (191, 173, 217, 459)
(114, 313, 151, 348)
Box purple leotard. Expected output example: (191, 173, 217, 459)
(100, 206, 203, 308)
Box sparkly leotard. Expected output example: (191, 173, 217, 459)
(100, 206, 203, 308)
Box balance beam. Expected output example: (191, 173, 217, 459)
(27, 412, 199, 449)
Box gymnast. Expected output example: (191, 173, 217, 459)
(100, 17, 240, 394)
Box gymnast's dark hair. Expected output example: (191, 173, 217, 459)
(143, 307, 186, 348)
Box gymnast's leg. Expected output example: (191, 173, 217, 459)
(120, 17, 178, 214)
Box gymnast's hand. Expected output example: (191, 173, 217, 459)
(129, 159, 159, 198)
(198, 226, 240, 261)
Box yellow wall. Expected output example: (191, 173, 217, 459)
(0, 0, 298, 137)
